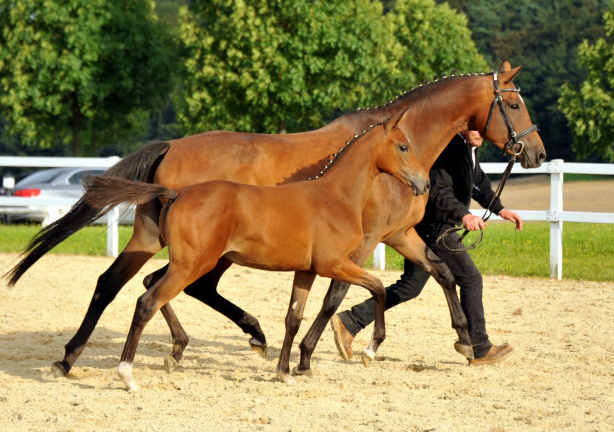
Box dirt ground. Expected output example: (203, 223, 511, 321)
(0, 178, 612, 432)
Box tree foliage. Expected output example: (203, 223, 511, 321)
(176, 0, 487, 135)
(386, 0, 487, 89)
(0, 0, 175, 156)
(439, 0, 613, 161)
(176, 0, 399, 134)
(559, 9, 614, 161)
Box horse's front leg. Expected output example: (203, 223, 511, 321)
(276, 271, 316, 384)
(386, 228, 473, 360)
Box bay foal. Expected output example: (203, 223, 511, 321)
(83, 109, 429, 389)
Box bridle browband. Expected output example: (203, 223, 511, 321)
(437, 72, 539, 252)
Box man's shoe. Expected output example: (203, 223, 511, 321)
(468, 343, 514, 366)
(331, 315, 354, 361)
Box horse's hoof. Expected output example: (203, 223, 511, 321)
(291, 366, 312, 377)
(453, 341, 475, 360)
(249, 339, 268, 358)
(164, 355, 179, 373)
(277, 372, 296, 384)
(51, 361, 68, 378)
(361, 349, 375, 367)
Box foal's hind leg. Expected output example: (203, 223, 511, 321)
(52, 201, 164, 378)
(143, 257, 268, 364)
(118, 265, 204, 392)
(276, 271, 316, 384)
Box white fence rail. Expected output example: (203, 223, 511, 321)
(2, 156, 613, 279)
(371, 159, 614, 279)
(0, 156, 122, 256)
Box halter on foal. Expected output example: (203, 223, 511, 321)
(83, 109, 429, 390)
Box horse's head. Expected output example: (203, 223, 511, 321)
(380, 109, 430, 196)
(475, 61, 546, 168)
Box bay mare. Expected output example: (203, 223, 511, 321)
(83, 111, 430, 389)
(5, 61, 545, 382)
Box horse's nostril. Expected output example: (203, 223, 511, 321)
(539, 150, 546, 162)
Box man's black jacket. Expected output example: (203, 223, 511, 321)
(417, 134, 504, 236)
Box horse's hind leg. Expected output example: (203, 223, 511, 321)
(143, 257, 268, 363)
(52, 201, 163, 378)
(386, 229, 473, 360)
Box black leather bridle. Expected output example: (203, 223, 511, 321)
(483, 71, 539, 157)
(437, 72, 539, 252)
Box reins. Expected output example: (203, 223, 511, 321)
(436, 72, 538, 253)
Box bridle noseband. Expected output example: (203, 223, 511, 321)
(483, 72, 538, 158)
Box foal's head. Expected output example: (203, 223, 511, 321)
(378, 109, 430, 196)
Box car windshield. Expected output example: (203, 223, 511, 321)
(17, 169, 64, 186)
(68, 170, 104, 185)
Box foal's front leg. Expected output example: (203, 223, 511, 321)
(322, 260, 387, 367)
(276, 271, 316, 384)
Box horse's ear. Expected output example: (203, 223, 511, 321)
(502, 64, 524, 83)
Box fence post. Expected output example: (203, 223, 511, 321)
(373, 243, 386, 270)
(549, 159, 563, 279)
(106, 207, 119, 257)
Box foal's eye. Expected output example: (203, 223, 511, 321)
(510, 103, 520, 110)
(399, 145, 409, 152)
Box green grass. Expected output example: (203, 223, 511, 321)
(366, 221, 614, 281)
(1, 222, 613, 281)
(0, 224, 169, 259)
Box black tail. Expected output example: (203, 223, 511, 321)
(4, 141, 171, 287)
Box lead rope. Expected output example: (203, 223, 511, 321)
(436, 150, 519, 253)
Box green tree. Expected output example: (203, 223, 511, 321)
(386, 0, 488, 89)
(559, 9, 614, 161)
(439, 0, 612, 161)
(176, 0, 399, 134)
(0, 0, 175, 156)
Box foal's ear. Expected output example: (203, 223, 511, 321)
(498, 60, 512, 73)
(386, 107, 411, 134)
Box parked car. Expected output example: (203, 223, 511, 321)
(0, 167, 134, 225)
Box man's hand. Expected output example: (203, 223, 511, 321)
(499, 209, 523, 231)
(461, 213, 486, 231)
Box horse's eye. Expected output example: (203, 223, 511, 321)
(399, 145, 408, 152)
(510, 103, 520, 110)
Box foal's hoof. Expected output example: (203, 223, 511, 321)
(51, 361, 69, 378)
(454, 341, 475, 360)
(249, 339, 268, 358)
(361, 348, 375, 367)
(276, 371, 296, 384)
(164, 355, 179, 373)
(291, 366, 312, 377)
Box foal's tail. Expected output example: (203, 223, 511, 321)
(83, 176, 178, 211)
(4, 141, 171, 287)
